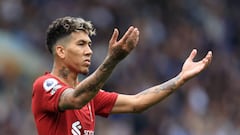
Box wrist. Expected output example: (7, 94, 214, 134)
(107, 50, 129, 62)
(176, 72, 186, 87)
(98, 56, 119, 72)
(105, 55, 121, 64)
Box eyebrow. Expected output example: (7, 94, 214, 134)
(76, 39, 92, 44)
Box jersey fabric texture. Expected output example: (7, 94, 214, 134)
(32, 72, 118, 135)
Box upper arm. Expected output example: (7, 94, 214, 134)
(58, 88, 76, 111)
(58, 88, 91, 111)
(111, 94, 139, 114)
(32, 77, 68, 113)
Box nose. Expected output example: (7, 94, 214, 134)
(85, 45, 93, 56)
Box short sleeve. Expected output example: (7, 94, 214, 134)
(32, 77, 69, 113)
(93, 90, 118, 117)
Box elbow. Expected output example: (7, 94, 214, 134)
(72, 91, 97, 109)
(132, 104, 147, 114)
(64, 96, 88, 110)
(133, 109, 144, 114)
(72, 97, 89, 109)
(130, 96, 148, 114)
(73, 102, 84, 109)
(59, 88, 94, 110)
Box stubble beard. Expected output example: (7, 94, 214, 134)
(79, 67, 90, 76)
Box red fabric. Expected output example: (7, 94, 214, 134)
(32, 73, 118, 135)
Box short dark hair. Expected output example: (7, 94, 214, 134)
(46, 16, 96, 54)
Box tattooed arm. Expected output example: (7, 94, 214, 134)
(58, 26, 140, 110)
(111, 49, 212, 113)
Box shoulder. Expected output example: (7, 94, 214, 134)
(33, 73, 60, 92)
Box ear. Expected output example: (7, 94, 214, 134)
(55, 45, 65, 59)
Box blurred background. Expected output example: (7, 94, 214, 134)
(0, 0, 240, 134)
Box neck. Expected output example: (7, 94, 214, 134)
(51, 62, 78, 88)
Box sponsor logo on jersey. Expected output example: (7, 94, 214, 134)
(71, 121, 94, 135)
(72, 121, 81, 135)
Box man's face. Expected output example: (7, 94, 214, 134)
(62, 31, 93, 75)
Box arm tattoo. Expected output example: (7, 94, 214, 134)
(99, 59, 118, 72)
(58, 58, 119, 109)
(74, 58, 118, 96)
(138, 75, 181, 96)
(59, 88, 75, 110)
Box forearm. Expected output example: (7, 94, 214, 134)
(73, 56, 119, 106)
(112, 50, 212, 113)
(134, 73, 185, 112)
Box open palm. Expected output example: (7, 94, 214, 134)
(108, 26, 140, 61)
(180, 49, 212, 81)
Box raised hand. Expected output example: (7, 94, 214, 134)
(107, 26, 140, 61)
(180, 49, 212, 82)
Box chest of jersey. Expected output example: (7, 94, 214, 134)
(63, 103, 95, 135)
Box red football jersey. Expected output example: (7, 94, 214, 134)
(32, 73, 118, 135)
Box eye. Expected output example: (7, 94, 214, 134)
(77, 42, 84, 46)
(88, 42, 92, 47)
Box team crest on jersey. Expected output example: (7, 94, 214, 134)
(43, 78, 59, 92)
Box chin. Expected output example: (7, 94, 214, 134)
(82, 71, 88, 76)
(79, 69, 89, 75)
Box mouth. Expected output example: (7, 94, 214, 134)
(84, 59, 91, 66)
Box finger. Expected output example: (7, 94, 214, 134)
(132, 28, 140, 38)
(128, 28, 140, 45)
(208, 51, 213, 64)
(120, 26, 134, 42)
(202, 51, 213, 66)
(109, 28, 119, 45)
(188, 49, 197, 61)
(135, 29, 140, 44)
(133, 28, 140, 45)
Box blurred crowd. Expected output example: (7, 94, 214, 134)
(0, 0, 240, 134)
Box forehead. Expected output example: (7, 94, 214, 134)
(70, 31, 91, 42)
